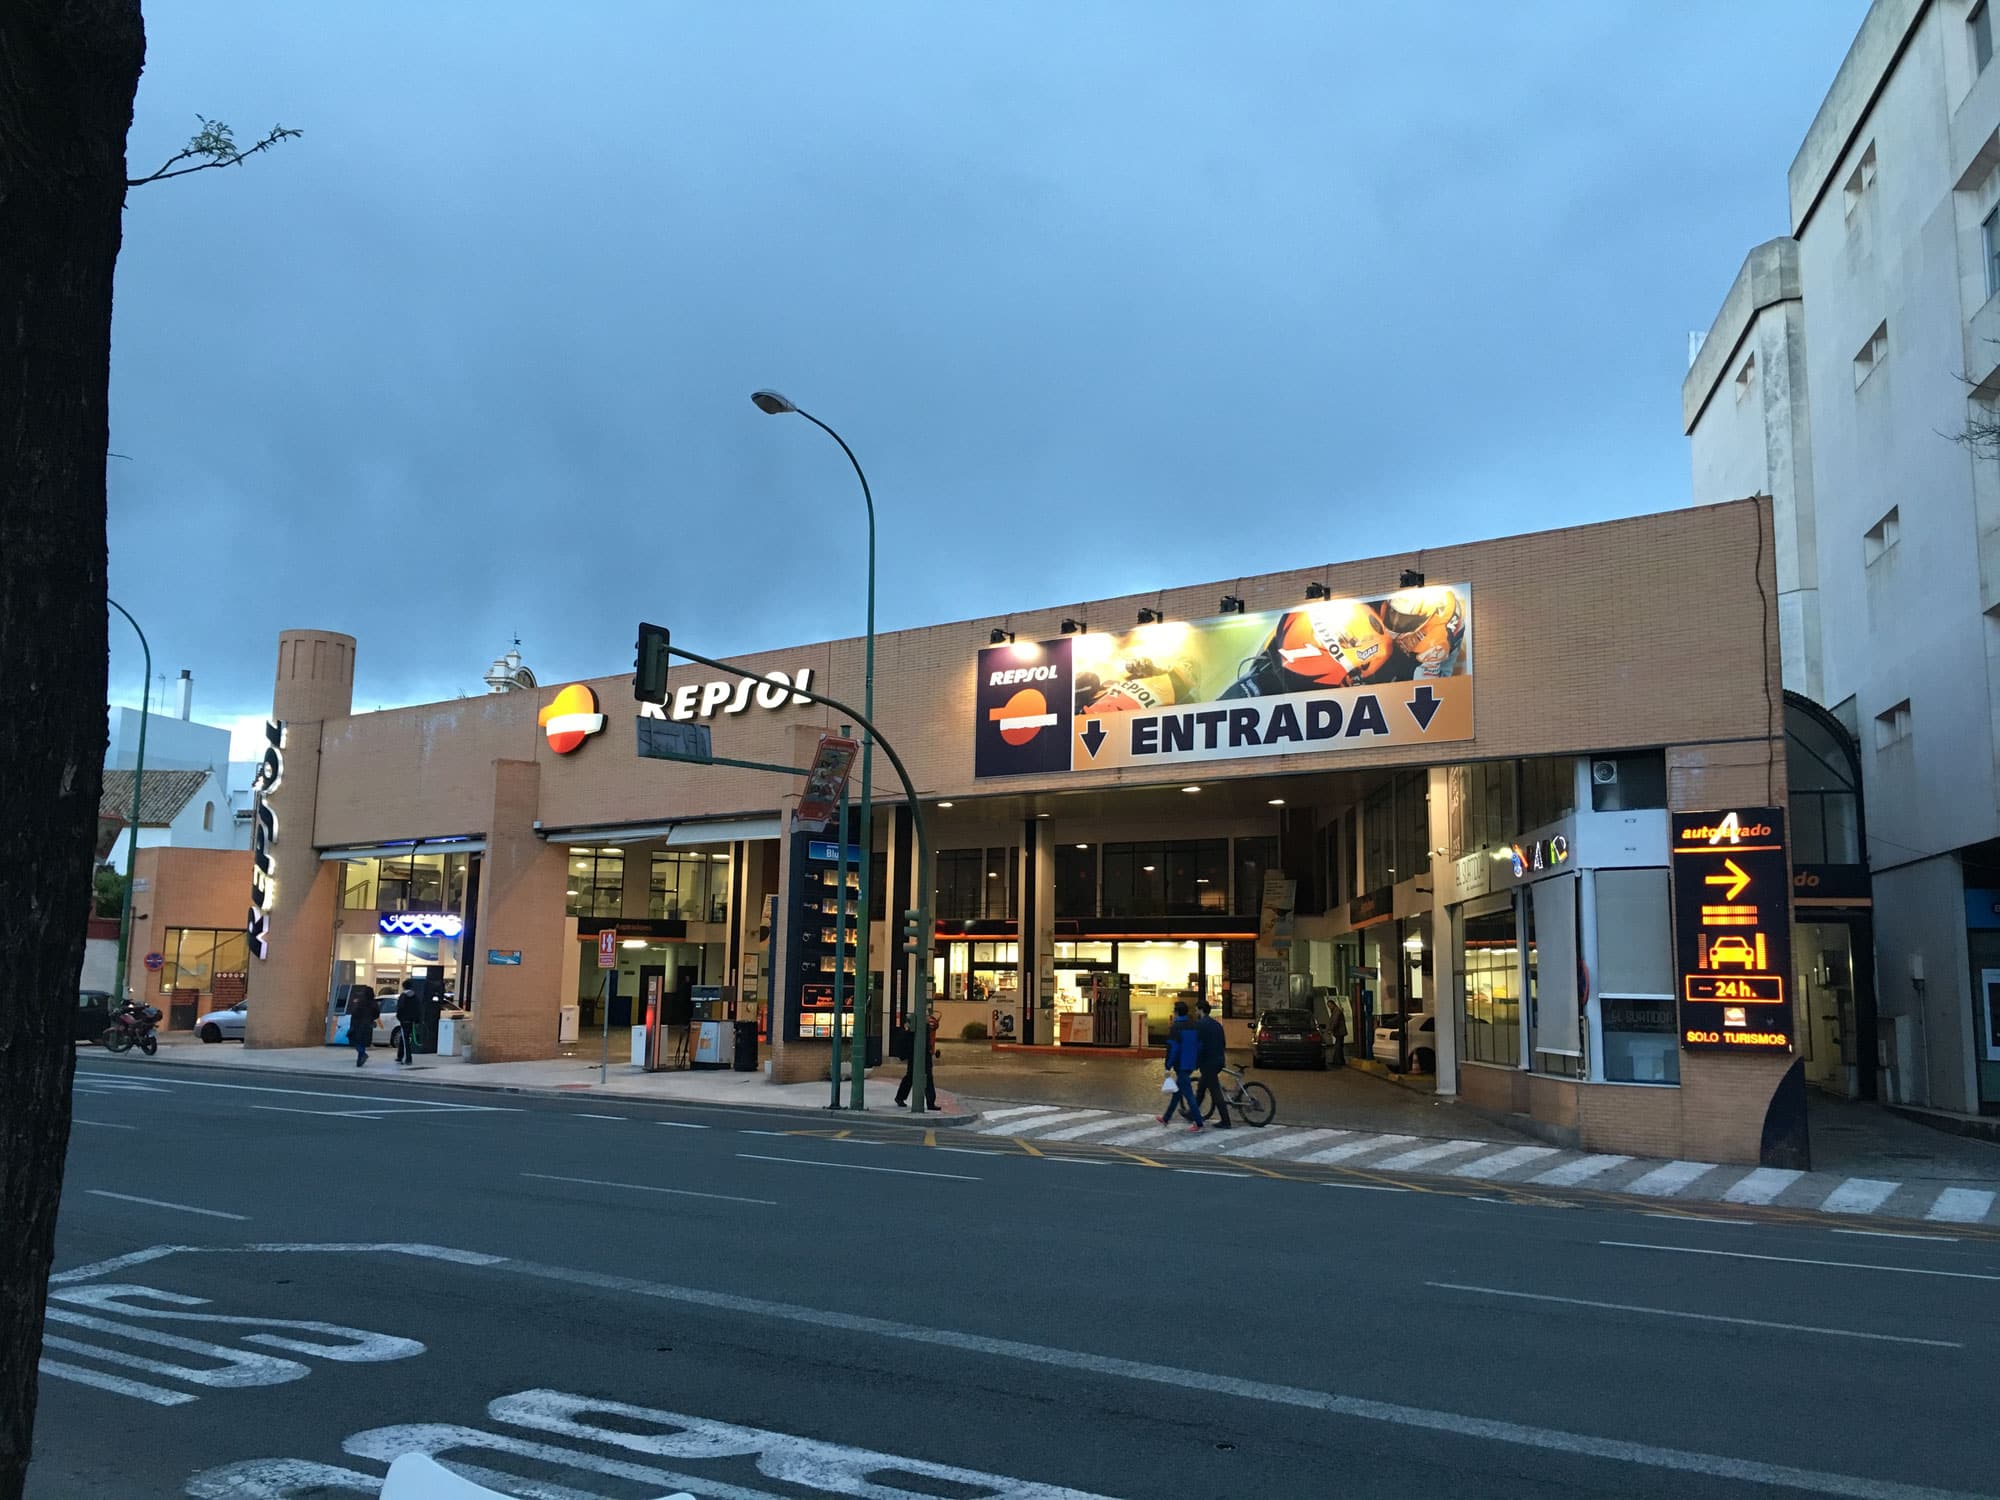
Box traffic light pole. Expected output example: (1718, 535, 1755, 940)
(638, 635, 935, 1112)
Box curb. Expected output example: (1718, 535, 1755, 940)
(86, 1053, 978, 1130)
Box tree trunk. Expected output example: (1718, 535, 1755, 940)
(0, 6, 145, 1497)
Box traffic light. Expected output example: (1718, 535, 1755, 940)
(634, 622, 671, 704)
(900, 908, 923, 957)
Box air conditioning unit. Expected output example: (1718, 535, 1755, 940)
(1591, 759, 1620, 786)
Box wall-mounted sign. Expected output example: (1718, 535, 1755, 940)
(540, 684, 606, 755)
(793, 734, 861, 833)
(1670, 807, 1794, 1052)
(973, 587, 1473, 778)
(143, 952, 164, 972)
(379, 912, 465, 939)
(638, 669, 815, 724)
(1508, 834, 1570, 879)
(488, 949, 523, 967)
(246, 719, 285, 961)
(1348, 887, 1394, 929)
(597, 928, 619, 970)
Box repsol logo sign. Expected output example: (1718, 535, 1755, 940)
(638, 669, 814, 723)
(988, 665, 1059, 687)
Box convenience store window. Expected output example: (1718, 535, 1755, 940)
(1460, 899, 1521, 1066)
(650, 850, 730, 922)
(1101, 839, 1227, 917)
(565, 847, 624, 918)
(160, 927, 248, 994)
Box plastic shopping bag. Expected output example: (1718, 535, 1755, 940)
(1159, 1071, 1178, 1095)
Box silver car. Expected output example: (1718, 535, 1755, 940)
(195, 1001, 248, 1043)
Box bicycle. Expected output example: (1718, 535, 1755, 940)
(1199, 1066, 1274, 1128)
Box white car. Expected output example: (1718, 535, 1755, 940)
(330, 989, 405, 1049)
(195, 1001, 248, 1043)
(1372, 1012, 1437, 1074)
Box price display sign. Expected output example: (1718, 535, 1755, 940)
(1671, 807, 1794, 1052)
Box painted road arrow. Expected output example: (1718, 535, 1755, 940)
(1704, 858, 1752, 901)
(1078, 719, 1108, 759)
(1407, 685, 1442, 732)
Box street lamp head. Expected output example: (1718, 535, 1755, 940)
(750, 389, 797, 416)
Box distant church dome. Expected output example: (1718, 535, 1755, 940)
(484, 644, 538, 694)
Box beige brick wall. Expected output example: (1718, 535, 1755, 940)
(471, 760, 570, 1062)
(128, 847, 253, 1008)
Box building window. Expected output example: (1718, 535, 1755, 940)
(1055, 842, 1097, 919)
(201, 802, 215, 832)
(1460, 902, 1521, 1067)
(1589, 751, 1666, 812)
(1594, 869, 1678, 1084)
(1445, 761, 1515, 860)
(1517, 756, 1575, 831)
(565, 847, 624, 918)
(1100, 839, 1227, 917)
(160, 926, 249, 995)
(1863, 506, 1900, 564)
(1788, 701, 1863, 866)
(1733, 352, 1756, 399)
(1842, 143, 1876, 218)
(1361, 772, 1429, 890)
(1873, 699, 1912, 749)
(649, 850, 729, 922)
(1975, 0, 1993, 74)
(933, 846, 1016, 920)
(1232, 836, 1279, 915)
(1853, 322, 1889, 387)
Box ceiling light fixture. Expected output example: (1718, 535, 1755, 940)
(1268, 798, 1286, 806)
(938, 801, 954, 809)
(1181, 785, 1201, 793)
(1075, 843, 1090, 850)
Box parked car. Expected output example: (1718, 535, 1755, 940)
(1251, 1007, 1328, 1069)
(75, 989, 114, 1043)
(196, 1001, 248, 1042)
(1372, 1011, 1437, 1074)
(329, 985, 404, 1049)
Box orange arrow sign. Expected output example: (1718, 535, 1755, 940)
(1704, 858, 1752, 902)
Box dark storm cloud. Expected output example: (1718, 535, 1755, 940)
(105, 1, 1864, 727)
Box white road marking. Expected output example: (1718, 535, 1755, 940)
(1097, 1123, 1178, 1146)
(982, 1108, 1107, 1136)
(1449, 1145, 1558, 1179)
(42, 1309, 308, 1387)
(1643, 1212, 1742, 1225)
(1624, 1161, 1717, 1198)
(85, 1190, 246, 1221)
(37, 1358, 195, 1406)
(976, 1104, 1068, 1123)
(1301, 1133, 1415, 1164)
(1215, 1127, 1346, 1158)
(574, 1113, 627, 1121)
(1369, 1138, 1490, 1172)
(523, 1172, 776, 1206)
(1322, 1181, 1411, 1193)
(736, 1152, 978, 1181)
(1160, 1128, 1234, 1152)
(1820, 1177, 1900, 1216)
(1721, 1167, 1803, 1205)
(740, 1128, 793, 1136)
(934, 1146, 1005, 1157)
(1174, 1168, 1249, 1178)
(1527, 1153, 1632, 1186)
(50, 1247, 189, 1285)
(73, 1080, 165, 1092)
(1047, 1156, 1117, 1166)
(1037, 1115, 1153, 1142)
(1600, 1241, 2000, 1282)
(487, 1254, 1975, 1499)
(1832, 1229, 1958, 1243)
(70, 1118, 137, 1130)
(1924, 1188, 1995, 1224)
(73, 1070, 511, 1111)
(1427, 1282, 1961, 1348)
(657, 1120, 710, 1130)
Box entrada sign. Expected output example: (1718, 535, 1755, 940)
(974, 587, 1473, 778)
(1670, 807, 1794, 1052)
(639, 669, 815, 724)
(246, 719, 286, 961)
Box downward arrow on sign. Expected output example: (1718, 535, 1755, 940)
(1078, 719, 1108, 759)
(1407, 685, 1442, 732)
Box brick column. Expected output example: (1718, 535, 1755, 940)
(766, 726, 831, 1085)
(469, 759, 568, 1062)
(246, 630, 355, 1048)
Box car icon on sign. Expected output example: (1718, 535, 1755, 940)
(1707, 935, 1761, 970)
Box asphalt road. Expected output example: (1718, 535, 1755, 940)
(28, 1057, 2000, 1499)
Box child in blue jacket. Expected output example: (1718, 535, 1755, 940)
(1158, 1000, 1203, 1130)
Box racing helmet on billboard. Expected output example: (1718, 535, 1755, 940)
(1381, 586, 1465, 676)
(1319, 600, 1397, 682)
(1077, 657, 1199, 714)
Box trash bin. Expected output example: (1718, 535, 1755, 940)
(558, 1004, 580, 1044)
(732, 1021, 759, 1071)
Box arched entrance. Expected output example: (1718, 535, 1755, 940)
(1786, 692, 1877, 1100)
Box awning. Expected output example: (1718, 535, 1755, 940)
(545, 815, 782, 847)
(319, 838, 486, 862)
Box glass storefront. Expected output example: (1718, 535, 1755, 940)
(1460, 900, 1521, 1067)
(1051, 939, 1225, 1039)
(650, 850, 731, 923)
(334, 850, 480, 1011)
(935, 940, 1021, 1002)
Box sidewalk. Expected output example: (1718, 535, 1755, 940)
(130, 1036, 975, 1124)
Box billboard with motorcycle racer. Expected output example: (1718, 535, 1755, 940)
(974, 584, 1473, 778)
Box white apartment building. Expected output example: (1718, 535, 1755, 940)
(1687, 0, 2000, 1119)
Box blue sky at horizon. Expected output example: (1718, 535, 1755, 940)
(107, 1, 1868, 748)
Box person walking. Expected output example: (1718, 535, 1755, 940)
(894, 1003, 940, 1110)
(1193, 998, 1231, 1129)
(394, 979, 423, 1066)
(1158, 999, 1202, 1131)
(1327, 999, 1348, 1067)
(346, 985, 380, 1068)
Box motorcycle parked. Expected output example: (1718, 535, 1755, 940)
(101, 999, 162, 1056)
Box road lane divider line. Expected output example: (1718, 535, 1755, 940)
(37, 1357, 196, 1406)
(73, 1070, 516, 1110)
(484, 1252, 1988, 1500)
(1426, 1281, 1962, 1347)
(70, 1119, 137, 1130)
(574, 1113, 626, 1121)
(735, 1153, 979, 1182)
(85, 1190, 246, 1221)
(50, 1246, 191, 1285)
(1600, 1240, 2000, 1281)
(1175, 1169, 1249, 1178)
(1322, 1181, 1411, 1194)
(657, 1120, 711, 1130)
(1832, 1229, 1958, 1243)
(521, 1172, 776, 1206)
(935, 1147, 1004, 1157)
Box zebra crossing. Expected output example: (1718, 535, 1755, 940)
(969, 1104, 2000, 1225)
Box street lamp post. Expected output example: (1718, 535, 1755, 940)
(752, 391, 883, 1112)
(107, 598, 150, 1004)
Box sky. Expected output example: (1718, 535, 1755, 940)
(106, 0, 1869, 754)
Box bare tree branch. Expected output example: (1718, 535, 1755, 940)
(127, 115, 301, 187)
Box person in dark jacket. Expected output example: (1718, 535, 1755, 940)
(894, 1004, 940, 1109)
(1192, 998, 1231, 1128)
(1158, 1000, 1203, 1131)
(394, 981, 423, 1065)
(346, 985, 380, 1067)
